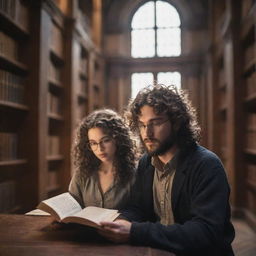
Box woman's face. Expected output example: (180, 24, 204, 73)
(88, 127, 116, 163)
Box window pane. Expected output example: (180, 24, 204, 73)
(156, 1, 181, 28)
(157, 28, 181, 57)
(157, 72, 181, 89)
(131, 29, 155, 58)
(131, 73, 154, 98)
(131, 1, 154, 29)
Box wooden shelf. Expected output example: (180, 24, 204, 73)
(245, 148, 256, 156)
(219, 104, 227, 113)
(0, 159, 28, 166)
(0, 100, 29, 111)
(48, 112, 64, 121)
(0, 10, 29, 38)
(243, 58, 255, 75)
(247, 180, 256, 192)
(78, 93, 88, 102)
(46, 185, 61, 193)
(241, 3, 256, 39)
(47, 155, 64, 161)
(79, 71, 88, 80)
(48, 78, 63, 90)
(244, 93, 256, 108)
(0, 54, 28, 74)
(50, 49, 64, 65)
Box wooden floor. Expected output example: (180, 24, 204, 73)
(232, 218, 256, 256)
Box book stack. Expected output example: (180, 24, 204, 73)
(79, 79, 87, 95)
(245, 72, 256, 97)
(246, 113, 256, 150)
(50, 23, 63, 58)
(47, 135, 60, 156)
(47, 170, 59, 191)
(0, 31, 18, 61)
(17, 0, 29, 30)
(0, 132, 18, 161)
(0, 180, 16, 213)
(0, 69, 24, 104)
(49, 60, 61, 83)
(80, 57, 88, 75)
(247, 164, 256, 184)
(244, 43, 255, 68)
(241, 0, 254, 19)
(47, 91, 61, 115)
(0, 0, 16, 19)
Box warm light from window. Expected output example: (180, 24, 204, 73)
(157, 72, 181, 89)
(131, 1, 181, 58)
(131, 73, 154, 98)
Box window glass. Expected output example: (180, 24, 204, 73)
(131, 73, 154, 98)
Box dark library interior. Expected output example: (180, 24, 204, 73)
(0, 0, 255, 255)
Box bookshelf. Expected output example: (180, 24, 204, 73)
(0, 0, 106, 213)
(241, 0, 256, 226)
(0, 0, 30, 213)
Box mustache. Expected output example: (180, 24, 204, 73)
(143, 138, 159, 143)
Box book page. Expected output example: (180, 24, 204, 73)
(25, 209, 51, 216)
(39, 192, 82, 220)
(65, 206, 120, 226)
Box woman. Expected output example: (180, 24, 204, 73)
(69, 109, 136, 210)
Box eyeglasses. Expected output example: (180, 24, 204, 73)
(138, 119, 169, 132)
(88, 137, 113, 151)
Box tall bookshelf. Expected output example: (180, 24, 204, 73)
(240, 0, 256, 226)
(0, 0, 30, 213)
(0, 0, 105, 213)
(211, 0, 228, 167)
(46, 15, 66, 198)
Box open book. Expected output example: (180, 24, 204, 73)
(36, 192, 120, 229)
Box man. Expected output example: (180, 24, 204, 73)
(99, 84, 235, 256)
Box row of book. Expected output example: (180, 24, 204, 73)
(0, 69, 24, 104)
(246, 190, 256, 215)
(241, 0, 254, 19)
(50, 23, 63, 58)
(78, 9, 91, 35)
(219, 89, 226, 109)
(245, 130, 256, 149)
(0, 180, 16, 213)
(80, 57, 88, 76)
(247, 164, 256, 183)
(48, 135, 60, 156)
(247, 113, 256, 130)
(0, 132, 18, 161)
(218, 68, 226, 88)
(79, 79, 88, 95)
(47, 170, 59, 191)
(0, 0, 29, 30)
(47, 91, 62, 115)
(244, 43, 255, 68)
(245, 72, 256, 97)
(0, 31, 18, 61)
(49, 60, 62, 83)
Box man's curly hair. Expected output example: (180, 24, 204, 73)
(72, 109, 135, 185)
(125, 84, 201, 149)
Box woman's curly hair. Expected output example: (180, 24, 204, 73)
(72, 109, 135, 185)
(125, 84, 201, 150)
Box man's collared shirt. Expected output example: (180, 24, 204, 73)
(152, 153, 178, 225)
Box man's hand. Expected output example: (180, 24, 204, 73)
(98, 219, 131, 243)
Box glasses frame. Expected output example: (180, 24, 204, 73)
(138, 118, 169, 132)
(87, 137, 113, 151)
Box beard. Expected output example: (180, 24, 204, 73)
(141, 133, 176, 156)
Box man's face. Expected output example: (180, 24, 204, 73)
(138, 105, 176, 156)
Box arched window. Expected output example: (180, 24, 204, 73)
(131, 0, 181, 58)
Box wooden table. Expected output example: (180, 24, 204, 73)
(0, 214, 175, 256)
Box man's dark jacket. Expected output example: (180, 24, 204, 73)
(121, 144, 235, 256)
